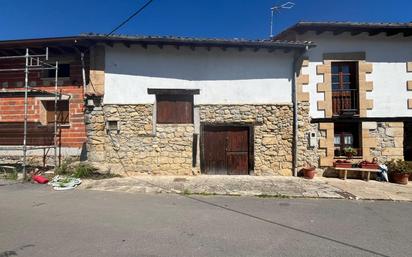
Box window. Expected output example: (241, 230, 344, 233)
(43, 100, 70, 125)
(334, 122, 361, 157)
(156, 94, 193, 124)
(44, 64, 70, 78)
(331, 62, 358, 116)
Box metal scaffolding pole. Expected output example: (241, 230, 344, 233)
(54, 61, 59, 169)
(22, 49, 29, 180)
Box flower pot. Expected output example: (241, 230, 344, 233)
(392, 173, 409, 185)
(359, 163, 379, 169)
(334, 161, 352, 168)
(346, 153, 353, 159)
(302, 167, 316, 179)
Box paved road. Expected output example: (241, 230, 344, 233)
(0, 183, 411, 257)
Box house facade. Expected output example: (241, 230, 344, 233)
(275, 22, 412, 175)
(1, 21, 411, 176)
(84, 35, 313, 175)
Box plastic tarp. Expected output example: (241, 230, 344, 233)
(48, 175, 82, 191)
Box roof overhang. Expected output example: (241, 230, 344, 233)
(0, 34, 315, 56)
(80, 33, 314, 52)
(274, 22, 412, 40)
(0, 36, 93, 56)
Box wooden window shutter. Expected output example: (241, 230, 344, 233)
(156, 94, 193, 124)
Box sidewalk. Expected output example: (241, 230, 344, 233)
(80, 175, 412, 201)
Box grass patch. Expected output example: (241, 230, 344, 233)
(256, 193, 290, 199)
(55, 160, 121, 180)
(4, 170, 18, 180)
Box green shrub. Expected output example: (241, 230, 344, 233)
(385, 159, 412, 174)
(55, 159, 72, 175)
(5, 170, 18, 180)
(73, 163, 97, 178)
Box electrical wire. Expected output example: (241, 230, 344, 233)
(106, 0, 155, 36)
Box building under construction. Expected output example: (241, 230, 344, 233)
(0, 38, 91, 172)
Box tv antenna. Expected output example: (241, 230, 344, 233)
(270, 1, 295, 38)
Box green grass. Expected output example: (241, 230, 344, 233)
(55, 160, 121, 180)
(256, 193, 290, 199)
(4, 171, 18, 180)
(181, 189, 240, 197)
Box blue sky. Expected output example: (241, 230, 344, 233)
(1, 0, 411, 40)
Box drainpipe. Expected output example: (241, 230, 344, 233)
(292, 46, 309, 177)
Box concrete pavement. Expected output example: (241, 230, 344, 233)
(1, 182, 411, 257)
(80, 175, 412, 201)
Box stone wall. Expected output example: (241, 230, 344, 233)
(296, 102, 319, 170)
(367, 122, 404, 163)
(86, 103, 305, 176)
(199, 104, 293, 176)
(86, 103, 194, 175)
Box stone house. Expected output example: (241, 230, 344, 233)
(83, 34, 313, 175)
(274, 22, 412, 175)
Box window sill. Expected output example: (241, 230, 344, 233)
(334, 156, 363, 160)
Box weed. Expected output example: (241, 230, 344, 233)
(182, 189, 191, 195)
(73, 163, 96, 178)
(55, 159, 72, 175)
(5, 170, 18, 180)
(256, 193, 289, 199)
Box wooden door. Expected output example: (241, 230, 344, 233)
(202, 126, 249, 175)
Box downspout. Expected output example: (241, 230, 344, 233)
(81, 52, 87, 90)
(292, 46, 309, 176)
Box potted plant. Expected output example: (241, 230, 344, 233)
(385, 159, 412, 185)
(344, 147, 357, 159)
(333, 159, 352, 168)
(359, 157, 379, 169)
(301, 162, 316, 179)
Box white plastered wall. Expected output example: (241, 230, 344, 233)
(103, 44, 294, 105)
(297, 32, 412, 118)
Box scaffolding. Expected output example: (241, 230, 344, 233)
(0, 48, 61, 179)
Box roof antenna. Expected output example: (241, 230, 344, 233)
(270, 1, 295, 38)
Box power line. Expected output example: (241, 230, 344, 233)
(106, 0, 155, 36)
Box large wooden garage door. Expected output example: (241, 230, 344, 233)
(202, 126, 250, 175)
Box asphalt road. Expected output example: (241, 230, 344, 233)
(0, 182, 411, 257)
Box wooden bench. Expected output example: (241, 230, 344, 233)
(334, 167, 380, 181)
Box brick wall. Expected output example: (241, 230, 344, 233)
(0, 54, 86, 148)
